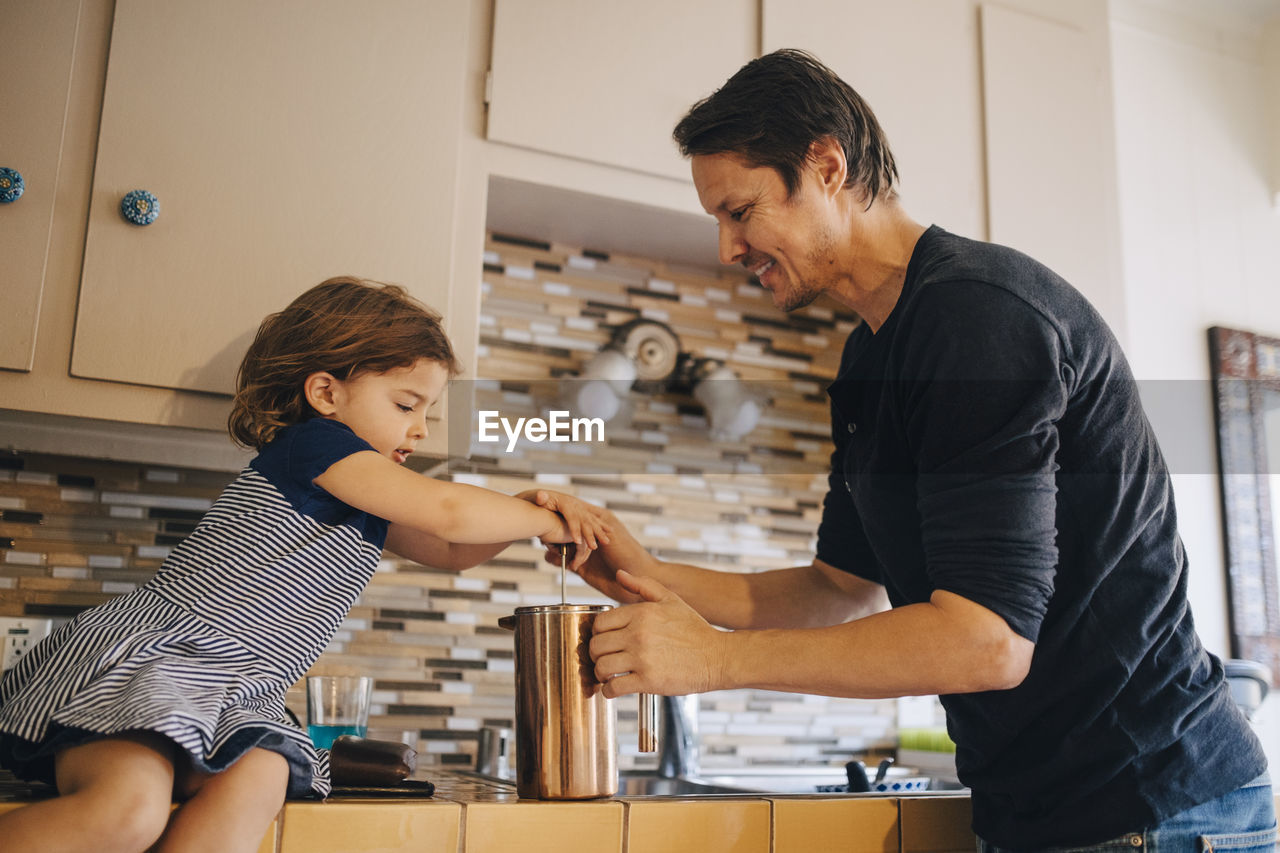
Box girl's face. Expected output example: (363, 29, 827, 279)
(313, 358, 449, 463)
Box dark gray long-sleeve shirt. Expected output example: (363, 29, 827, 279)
(815, 225, 1265, 849)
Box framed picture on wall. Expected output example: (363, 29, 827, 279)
(1209, 326, 1280, 679)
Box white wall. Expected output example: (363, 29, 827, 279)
(1110, 0, 1280, 758)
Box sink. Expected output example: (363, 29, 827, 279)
(617, 772, 760, 797)
(459, 768, 965, 798)
(457, 769, 761, 798)
(694, 768, 967, 796)
(616, 769, 965, 797)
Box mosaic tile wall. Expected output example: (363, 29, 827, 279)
(0, 232, 901, 773)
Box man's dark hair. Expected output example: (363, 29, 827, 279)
(673, 49, 898, 206)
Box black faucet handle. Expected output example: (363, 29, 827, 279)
(845, 760, 871, 793)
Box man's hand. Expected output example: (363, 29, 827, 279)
(536, 501, 656, 597)
(587, 571, 728, 698)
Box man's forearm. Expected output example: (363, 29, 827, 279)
(717, 590, 1033, 697)
(646, 560, 885, 631)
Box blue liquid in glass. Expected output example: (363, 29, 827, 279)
(308, 724, 366, 750)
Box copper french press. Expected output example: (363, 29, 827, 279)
(498, 558, 658, 799)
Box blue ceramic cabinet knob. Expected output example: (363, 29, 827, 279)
(121, 189, 160, 225)
(0, 168, 24, 204)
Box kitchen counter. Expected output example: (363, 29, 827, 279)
(0, 768, 976, 852)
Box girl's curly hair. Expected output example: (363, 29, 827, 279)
(227, 276, 460, 449)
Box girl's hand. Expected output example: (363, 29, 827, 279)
(537, 504, 657, 602)
(526, 490, 611, 570)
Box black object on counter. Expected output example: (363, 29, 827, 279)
(329, 735, 418, 788)
(845, 760, 871, 793)
(328, 780, 436, 798)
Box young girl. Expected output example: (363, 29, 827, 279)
(0, 277, 609, 853)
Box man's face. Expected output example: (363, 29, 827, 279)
(691, 152, 837, 312)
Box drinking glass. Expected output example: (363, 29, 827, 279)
(306, 675, 372, 750)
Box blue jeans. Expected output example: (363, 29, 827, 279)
(977, 774, 1277, 852)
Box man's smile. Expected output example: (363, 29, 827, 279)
(746, 255, 777, 283)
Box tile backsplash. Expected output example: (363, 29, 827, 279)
(0, 232, 899, 774)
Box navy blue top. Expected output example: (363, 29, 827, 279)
(815, 226, 1265, 848)
(251, 418, 389, 549)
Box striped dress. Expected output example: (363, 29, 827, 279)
(0, 418, 386, 798)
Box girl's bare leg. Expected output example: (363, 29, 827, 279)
(0, 732, 175, 853)
(153, 746, 288, 853)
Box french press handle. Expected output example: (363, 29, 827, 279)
(638, 693, 659, 752)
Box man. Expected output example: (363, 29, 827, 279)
(555, 49, 1273, 851)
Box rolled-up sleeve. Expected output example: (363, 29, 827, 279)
(900, 284, 1067, 642)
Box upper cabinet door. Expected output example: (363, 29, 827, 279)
(980, 3, 1125, 337)
(72, 0, 469, 395)
(760, 0, 987, 244)
(486, 0, 758, 181)
(0, 0, 81, 372)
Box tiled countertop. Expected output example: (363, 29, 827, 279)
(0, 768, 975, 852)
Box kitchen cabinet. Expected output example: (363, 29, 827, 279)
(485, 0, 758, 181)
(74, 0, 468, 405)
(625, 799, 770, 853)
(760, 0, 988, 243)
(898, 796, 975, 853)
(773, 798, 899, 852)
(278, 802, 460, 852)
(760, 0, 1124, 335)
(0, 0, 81, 372)
(1, 0, 472, 458)
(979, 2, 1126, 336)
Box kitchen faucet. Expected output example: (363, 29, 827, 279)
(656, 694, 700, 779)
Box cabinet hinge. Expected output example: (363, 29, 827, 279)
(484, 69, 494, 105)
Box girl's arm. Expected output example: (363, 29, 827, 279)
(383, 527, 517, 572)
(314, 453, 608, 561)
(315, 451, 565, 543)
(385, 490, 599, 571)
